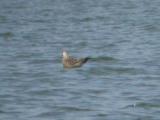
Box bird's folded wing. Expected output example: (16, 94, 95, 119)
(66, 57, 80, 65)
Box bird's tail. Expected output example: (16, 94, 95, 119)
(82, 57, 91, 63)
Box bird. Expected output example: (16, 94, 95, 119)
(62, 50, 90, 68)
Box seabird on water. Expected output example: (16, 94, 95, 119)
(62, 50, 90, 68)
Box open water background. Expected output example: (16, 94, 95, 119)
(0, 0, 160, 120)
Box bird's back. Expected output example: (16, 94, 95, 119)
(63, 57, 89, 68)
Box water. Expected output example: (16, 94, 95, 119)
(0, 0, 160, 120)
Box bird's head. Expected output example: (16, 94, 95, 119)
(62, 50, 69, 59)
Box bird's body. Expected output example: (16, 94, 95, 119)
(62, 51, 89, 68)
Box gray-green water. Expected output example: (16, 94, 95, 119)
(0, 0, 160, 120)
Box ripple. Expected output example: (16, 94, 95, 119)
(143, 24, 160, 32)
(88, 66, 138, 76)
(80, 17, 93, 22)
(96, 113, 108, 117)
(0, 32, 14, 39)
(90, 56, 118, 62)
(34, 111, 62, 118)
(54, 105, 94, 112)
(71, 16, 107, 23)
(28, 59, 53, 64)
(123, 104, 136, 109)
(136, 102, 160, 109)
(0, 15, 7, 23)
(0, 110, 5, 113)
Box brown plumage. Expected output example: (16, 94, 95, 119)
(62, 50, 90, 68)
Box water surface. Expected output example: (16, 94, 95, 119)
(0, 0, 160, 120)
